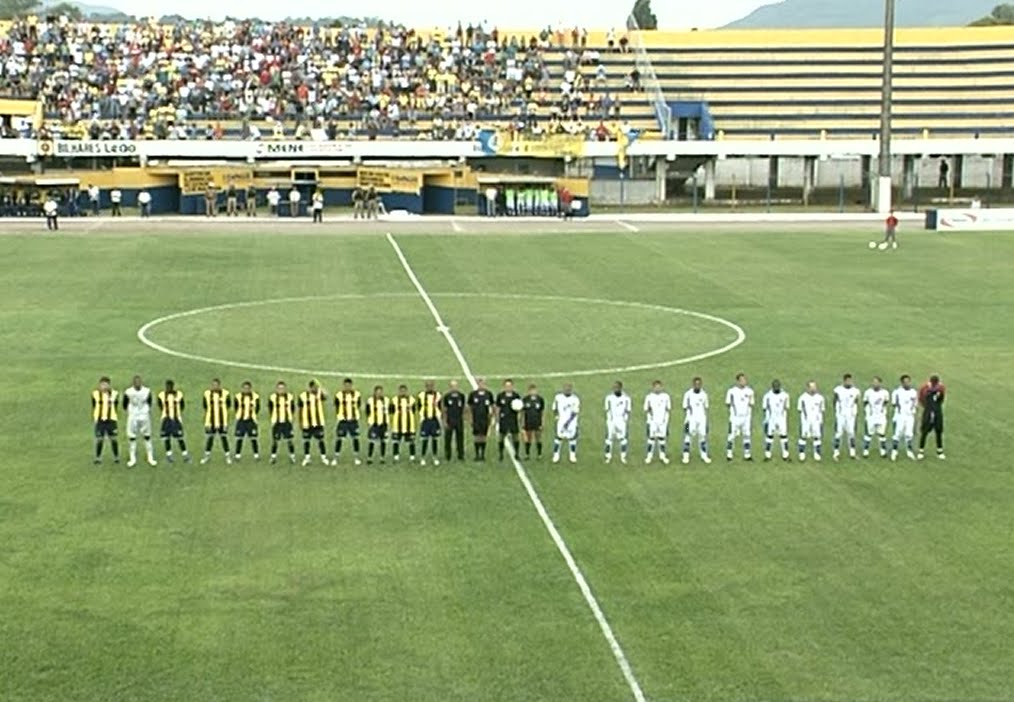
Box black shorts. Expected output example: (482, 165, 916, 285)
(160, 418, 183, 438)
(420, 418, 441, 437)
(391, 431, 416, 442)
(499, 422, 520, 436)
(368, 424, 388, 441)
(235, 419, 259, 438)
(272, 422, 294, 440)
(337, 420, 360, 438)
(472, 420, 490, 437)
(523, 417, 543, 432)
(205, 425, 228, 436)
(922, 411, 944, 432)
(302, 425, 325, 440)
(94, 420, 118, 438)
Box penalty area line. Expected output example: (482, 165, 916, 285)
(384, 232, 648, 702)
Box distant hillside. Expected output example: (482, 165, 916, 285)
(41, 0, 131, 19)
(724, 0, 1000, 28)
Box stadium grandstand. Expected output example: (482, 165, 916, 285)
(0, 17, 1011, 142)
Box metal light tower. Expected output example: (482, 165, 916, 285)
(876, 0, 896, 213)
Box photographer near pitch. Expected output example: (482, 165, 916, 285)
(918, 375, 946, 460)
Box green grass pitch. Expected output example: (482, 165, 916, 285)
(1, 223, 1013, 702)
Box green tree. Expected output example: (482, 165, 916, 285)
(0, 0, 41, 19)
(970, 3, 1014, 25)
(47, 1, 82, 19)
(629, 0, 659, 30)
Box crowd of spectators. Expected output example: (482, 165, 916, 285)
(0, 14, 637, 142)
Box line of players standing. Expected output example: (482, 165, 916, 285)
(89, 371, 947, 468)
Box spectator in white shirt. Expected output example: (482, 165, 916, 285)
(44, 197, 59, 230)
(87, 184, 100, 215)
(138, 190, 152, 218)
(267, 186, 281, 216)
(110, 188, 122, 217)
(288, 187, 301, 217)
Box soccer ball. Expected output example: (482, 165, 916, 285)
(510, 398, 524, 411)
(878, 242, 890, 251)
(868, 241, 878, 249)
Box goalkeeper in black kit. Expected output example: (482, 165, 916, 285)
(917, 375, 946, 460)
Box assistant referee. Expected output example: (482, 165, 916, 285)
(441, 380, 466, 462)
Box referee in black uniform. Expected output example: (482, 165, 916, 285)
(441, 380, 467, 462)
(495, 379, 523, 461)
(468, 378, 495, 461)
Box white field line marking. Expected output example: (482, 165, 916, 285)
(616, 219, 640, 232)
(137, 292, 746, 380)
(385, 232, 648, 702)
(449, 218, 464, 233)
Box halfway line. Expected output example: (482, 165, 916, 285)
(385, 232, 648, 702)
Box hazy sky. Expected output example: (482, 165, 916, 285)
(115, 0, 770, 29)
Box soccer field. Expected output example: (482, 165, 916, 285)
(2, 219, 1013, 702)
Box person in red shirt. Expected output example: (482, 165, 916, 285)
(917, 374, 946, 460)
(881, 211, 900, 249)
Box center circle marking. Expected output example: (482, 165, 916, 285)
(137, 292, 746, 380)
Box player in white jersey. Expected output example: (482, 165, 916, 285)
(796, 381, 826, 461)
(680, 377, 711, 464)
(890, 374, 919, 461)
(122, 375, 157, 467)
(551, 383, 581, 464)
(725, 373, 755, 461)
(761, 379, 791, 461)
(603, 381, 632, 464)
(862, 376, 891, 458)
(643, 380, 672, 464)
(832, 373, 862, 461)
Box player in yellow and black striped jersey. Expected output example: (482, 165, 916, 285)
(389, 385, 418, 462)
(233, 381, 261, 461)
(157, 380, 190, 463)
(332, 378, 363, 466)
(268, 381, 297, 464)
(417, 381, 442, 466)
(365, 385, 389, 464)
(91, 376, 121, 463)
(298, 379, 329, 466)
(201, 378, 232, 464)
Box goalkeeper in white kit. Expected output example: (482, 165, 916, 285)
(603, 381, 632, 464)
(681, 377, 711, 464)
(122, 375, 157, 467)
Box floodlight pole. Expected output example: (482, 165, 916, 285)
(876, 0, 896, 213)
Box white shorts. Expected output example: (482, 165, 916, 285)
(764, 416, 787, 437)
(606, 420, 628, 442)
(556, 422, 579, 441)
(800, 418, 823, 440)
(728, 415, 751, 438)
(127, 416, 152, 439)
(646, 421, 669, 440)
(866, 415, 888, 436)
(684, 417, 707, 438)
(835, 414, 857, 436)
(893, 415, 915, 440)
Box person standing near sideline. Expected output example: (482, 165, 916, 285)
(288, 186, 301, 217)
(226, 180, 238, 216)
(917, 374, 946, 460)
(87, 183, 100, 215)
(441, 380, 467, 462)
(110, 187, 122, 216)
(880, 210, 900, 249)
(312, 190, 324, 223)
(246, 183, 257, 216)
(138, 189, 152, 218)
(267, 186, 280, 216)
(43, 194, 59, 230)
